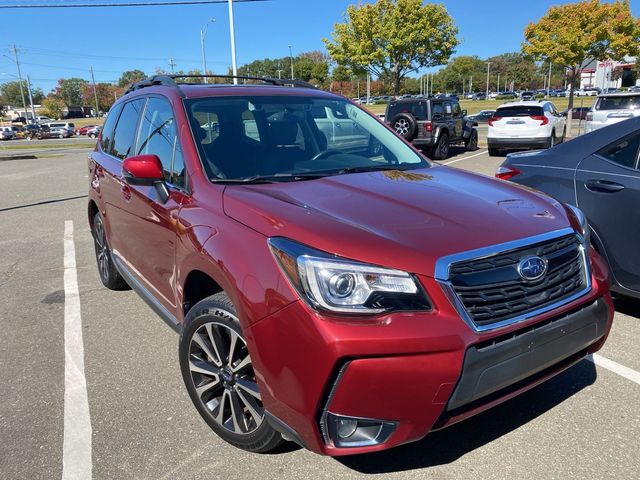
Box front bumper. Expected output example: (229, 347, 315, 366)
(488, 137, 549, 150)
(248, 249, 612, 456)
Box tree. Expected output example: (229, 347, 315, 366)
(434, 56, 486, 93)
(523, 0, 640, 132)
(118, 69, 146, 87)
(324, 0, 459, 95)
(54, 78, 89, 107)
(0, 80, 29, 107)
(41, 96, 66, 120)
(82, 83, 117, 113)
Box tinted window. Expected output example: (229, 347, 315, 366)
(136, 97, 180, 184)
(112, 99, 145, 160)
(597, 133, 640, 169)
(595, 95, 640, 111)
(452, 103, 462, 117)
(100, 103, 123, 153)
(495, 106, 544, 117)
(386, 102, 426, 120)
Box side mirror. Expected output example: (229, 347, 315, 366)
(461, 109, 468, 117)
(122, 154, 169, 203)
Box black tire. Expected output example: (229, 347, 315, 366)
(465, 129, 479, 151)
(560, 127, 566, 144)
(390, 113, 418, 141)
(547, 131, 556, 149)
(431, 131, 450, 160)
(179, 292, 283, 453)
(488, 147, 500, 157)
(92, 212, 129, 290)
(89, 133, 97, 139)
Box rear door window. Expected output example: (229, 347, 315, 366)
(597, 132, 640, 169)
(111, 99, 145, 160)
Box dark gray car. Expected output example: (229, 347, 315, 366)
(497, 115, 640, 299)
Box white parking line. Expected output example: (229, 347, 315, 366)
(588, 354, 640, 386)
(443, 149, 488, 165)
(62, 221, 92, 480)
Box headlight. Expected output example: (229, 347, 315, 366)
(268, 237, 431, 314)
(565, 203, 590, 247)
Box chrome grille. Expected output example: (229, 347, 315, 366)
(448, 234, 587, 328)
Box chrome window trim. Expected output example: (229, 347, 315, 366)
(435, 227, 592, 333)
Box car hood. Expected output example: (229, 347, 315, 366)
(223, 166, 572, 277)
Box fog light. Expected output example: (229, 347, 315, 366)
(336, 418, 358, 439)
(325, 413, 397, 448)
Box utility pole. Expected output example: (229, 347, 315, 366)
(168, 57, 176, 73)
(469, 76, 473, 93)
(276, 69, 283, 79)
(228, 0, 238, 84)
(26, 75, 36, 123)
(288, 45, 294, 79)
(547, 61, 552, 96)
(366, 68, 371, 104)
(486, 62, 491, 97)
(9, 45, 29, 123)
(497, 72, 500, 94)
(90, 67, 100, 118)
(200, 18, 215, 84)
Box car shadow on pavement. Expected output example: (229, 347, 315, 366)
(336, 360, 597, 474)
(613, 296, 640, 320)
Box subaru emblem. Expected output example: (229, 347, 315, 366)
(517, 255, 548, 281)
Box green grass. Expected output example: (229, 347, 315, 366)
(365, 97, 596, 116)
(0, 142, 93, 151)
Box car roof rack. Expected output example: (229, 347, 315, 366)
(123, 74, 317, 97)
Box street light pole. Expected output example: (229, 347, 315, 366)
(26, 75, 37, 123)
(228, 0, 238, 84)
(486, 62, 491, 97)
(288, 45, 294, 79)
(200, 18, 215, 84)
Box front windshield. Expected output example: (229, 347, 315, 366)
(184, 95, 429, 182)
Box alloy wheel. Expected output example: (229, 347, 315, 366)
(93, 218, 110, 282)
(187, 319, 264, 435)
(394, 119, 410, 136)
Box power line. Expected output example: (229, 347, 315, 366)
(0, 0, 268, 8)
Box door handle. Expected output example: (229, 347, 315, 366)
(121, 184, 132, 201)
(585, 179, 625, 193)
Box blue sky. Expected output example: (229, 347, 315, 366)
(1, 0, 639, 93)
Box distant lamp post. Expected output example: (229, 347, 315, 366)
(486, 62, 491, 97)
(200, 18, 216, 84)
(288, 45, 294, 80)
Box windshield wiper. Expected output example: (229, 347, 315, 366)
(335, 164, 420, 174)
(210, 173, 330, 184)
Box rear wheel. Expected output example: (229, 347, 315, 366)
(431, 132, 450, 160)
(465, 129, 478, 151)
(92, 212, 129, 290)
(547, 131, 556, 149)
(179, 292, 284, 453)
(390, 113, 418, 141)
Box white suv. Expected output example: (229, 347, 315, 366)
(487, 101, 566, 156)
(585, 92, 640, 133)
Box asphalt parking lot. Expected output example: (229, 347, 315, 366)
(1, 142, 639, 480)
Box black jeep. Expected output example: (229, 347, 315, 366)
(385, 98, 478, 160)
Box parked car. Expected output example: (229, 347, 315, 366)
(385, 97, 478, 159)
(23, 124, 51, 140)
(561, 106, 591, 120)
(471, 92, 487, 101)
(585, 92, 640, 133)
(466, 110, 495, 123)
(628, 85, 640, 93)
(497, 115, 640, 299)
(49, 126, 74, 139)
(488, 101, 566, 156)
(89, 74, 612, 456)
(0, 126, 16, 140)
(575, 88, 599, 97)
(75, 124, 100, 135)
(11, 125, 25, 139)
(86, 125, 102, 138)
(44, 122, 75, 135)
(520, 91, 535, 101)
(36, 116, 54, 123)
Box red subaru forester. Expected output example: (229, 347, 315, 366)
(88, 75, 613, 456)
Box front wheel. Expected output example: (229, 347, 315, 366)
(179, 292, 284, 453)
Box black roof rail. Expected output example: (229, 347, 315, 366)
(123, 74, 317, 97)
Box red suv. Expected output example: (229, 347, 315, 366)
(88, 75, 613, 456)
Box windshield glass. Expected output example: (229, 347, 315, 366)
(184, 95, 428, 182)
